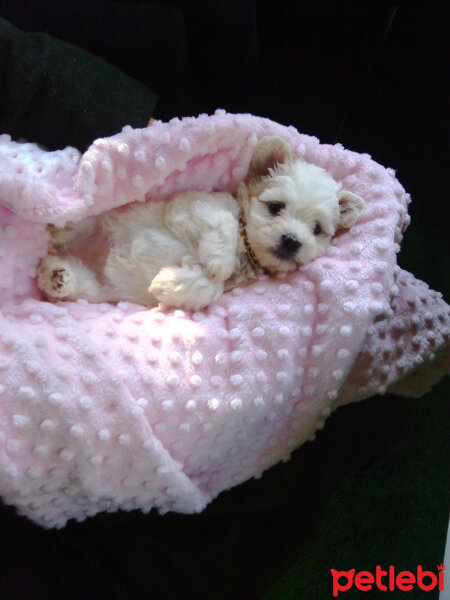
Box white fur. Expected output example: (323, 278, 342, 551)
(238, 160, 364, 272)
(38, 137, 365, 310)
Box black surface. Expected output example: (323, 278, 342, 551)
(0, 16, 159, 151)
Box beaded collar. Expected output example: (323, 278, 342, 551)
(238, 208, 260, 271)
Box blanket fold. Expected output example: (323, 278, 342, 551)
(0, 111, 448, 528)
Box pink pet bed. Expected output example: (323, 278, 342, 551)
(0, 111, 448, 528)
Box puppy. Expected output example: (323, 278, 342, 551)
(37, 136, 365, 310)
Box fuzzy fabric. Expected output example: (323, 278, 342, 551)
(0, 111, 448, 529)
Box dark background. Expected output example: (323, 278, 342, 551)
(0, 1, 448, 598)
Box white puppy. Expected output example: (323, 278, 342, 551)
(38, 136, 365, 310)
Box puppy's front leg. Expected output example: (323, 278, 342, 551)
(149, 264, 223, 310)
(197, 214, 238, 283)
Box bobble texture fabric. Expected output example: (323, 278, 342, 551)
(0, 112, 449, 528)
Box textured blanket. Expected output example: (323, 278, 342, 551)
(0, 112, 448, 528)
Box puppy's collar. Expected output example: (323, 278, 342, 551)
(239, 208, 260, 270)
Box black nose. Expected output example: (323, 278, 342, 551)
(276, 234, 301, 259)
(281, 234, 301, 252)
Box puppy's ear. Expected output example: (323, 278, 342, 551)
(249, 136, 292, 178)
(338, 190, 365, 229)
(236, 181, 249, 204)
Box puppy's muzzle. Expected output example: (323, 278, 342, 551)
(274, 234, 301, 260)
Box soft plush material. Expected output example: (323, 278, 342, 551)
(0, 111, 448, 529)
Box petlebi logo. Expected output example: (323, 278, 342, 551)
(330, 563, 445, 597)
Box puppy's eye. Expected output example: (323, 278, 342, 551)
(268, 202, 285, 216)
(313, 222, 322, 235)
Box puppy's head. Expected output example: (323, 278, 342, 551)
(237, 136, 365, 272)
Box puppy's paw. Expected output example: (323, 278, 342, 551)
(38, 256, 75, 298)
(148, 267, 179, 302)
(198, 226, 237, 283)
(149, 266, 221, 310)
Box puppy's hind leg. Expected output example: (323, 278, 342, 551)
(47, 216, 97, 247)
(38, 255, 110, 303)
(149, 264, 223, 310)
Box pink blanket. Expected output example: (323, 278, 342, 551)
(0, 112, 448, 528)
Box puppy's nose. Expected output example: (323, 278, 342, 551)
(281, 234, 301, 253)
(276, 234, 301, 259)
